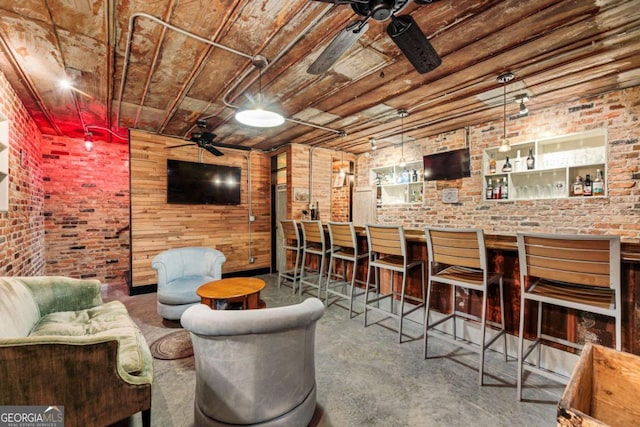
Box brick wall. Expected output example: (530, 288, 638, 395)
(0, 71, 45, 276)
(358, 86, 640, 241)
(41, 135, 130, 282)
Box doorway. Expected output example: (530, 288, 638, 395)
(271, 152, 287, 272)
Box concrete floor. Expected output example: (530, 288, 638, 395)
(107, 273, 563, 427)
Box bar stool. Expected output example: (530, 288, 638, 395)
(278, 219, 302, 294)
(325, 221, 368, 317)
(364, 224, 425, 343)
(423, 227, 507, 386)
(299, 220, 330, 298)
(516, 232, 621, 401)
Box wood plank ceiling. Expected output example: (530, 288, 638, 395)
(0, 0, 639, 154)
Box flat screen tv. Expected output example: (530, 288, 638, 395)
(423, 147, 471, 181)
(166, 159, 241, 205)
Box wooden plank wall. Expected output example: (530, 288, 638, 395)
(130, 130, 271, 288)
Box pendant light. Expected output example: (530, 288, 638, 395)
(398, 109, 408, 166)
(235, 56, 285, 128)
(497, 72, 514, 153)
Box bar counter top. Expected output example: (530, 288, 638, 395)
(351, 226, 640, 263)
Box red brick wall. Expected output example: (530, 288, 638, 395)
(0, 71, 45, 276)
(41, 135, 130, 282)
(358, 87, 640, 241)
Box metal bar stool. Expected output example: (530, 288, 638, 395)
(278, 219, 302, 294)
(299, 220, 330, 298)
(423, 227, 507, 386)
(363, 224, 425, 343)
(325, 221, 368, 317)
(516, 233, 621, 401)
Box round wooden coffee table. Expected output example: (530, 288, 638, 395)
(197, 277, 266, 310)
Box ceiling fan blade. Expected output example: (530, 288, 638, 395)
(166, 143, 195, 149)
(387, 14, 441, 74)
(310, 0, 368, 4)
(202, 144, 224, 157)
(307, 20, 369, 75)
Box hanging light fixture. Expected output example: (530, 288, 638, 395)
(84, 132, 93, 152)
(497, 72, 514, 153)
(235, 56, 285, 128)
(369, 137, 377, 151)
(515, 94, 529, 115)
(398, 109, 408, 166)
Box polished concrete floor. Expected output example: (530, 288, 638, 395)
(107, 274, 563, 427)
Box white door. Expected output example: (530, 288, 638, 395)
(275, 184, 287, 271)
(353, 187, 376, 226)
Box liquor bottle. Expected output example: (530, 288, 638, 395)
(309, 203, 316, 220)
(493, 180, 502, 199)
(583, 174, 592, 196)
(412, 169, 418, 182)
(486, 179, 493, 200)
(315, 201, 320, 219)
(501, 177, 509, 199)
(514, 150, 522, 172)
(489, 154, 497, 174)
(593, 169, 604, 196)
(526, 148, 535, 170)
(502, 156, 512, 172)
(572, 176, 584, 196)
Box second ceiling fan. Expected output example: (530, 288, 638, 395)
(308, 0, 442, 75)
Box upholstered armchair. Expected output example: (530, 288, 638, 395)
(181, 298, 325, 427)
(152, 247, 226, 320)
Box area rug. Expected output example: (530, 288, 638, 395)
(150, 330, 193, 360)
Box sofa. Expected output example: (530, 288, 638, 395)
(181, 297, 325, 426)
(152, 246, 226, 320)
(0, 276, 153, 427)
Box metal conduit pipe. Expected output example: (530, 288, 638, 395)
(116, 12, 254, 128)
(116, 10, 344, 137)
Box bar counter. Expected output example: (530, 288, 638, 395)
(347, 226, 640, 354)
(353, 227, 640, 263)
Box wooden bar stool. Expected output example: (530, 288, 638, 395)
(278, 220, 302, 294)
(423, 227, 507, 386)
(516, 233, 621, 401)
(364, 224, 425, 343)
(325, 221, 368, 318)
(299, 220, 330, 298)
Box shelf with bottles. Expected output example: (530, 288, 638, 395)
(0, 116, 8, 212)
(569, 165, 607, 197)
(371, 160, 423, 205)
(482, 129, 607, 201)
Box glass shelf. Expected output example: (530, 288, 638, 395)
(372, 160, 423, 205)
(483, 129, 607, 201)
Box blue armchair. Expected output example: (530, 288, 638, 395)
(152, 247, 226, 320)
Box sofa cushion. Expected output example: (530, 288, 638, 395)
(157, 275, 213, 305)
(0, 278, 41, 339)
(29, 300, 145, 375)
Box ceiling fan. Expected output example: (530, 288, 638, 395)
(167, 120, 226, 156)
(308, 0, 442, 75)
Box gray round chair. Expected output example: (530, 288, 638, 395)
(182, 298, 325, 426)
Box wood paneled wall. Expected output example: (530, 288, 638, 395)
(130, 130, 271, 288)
